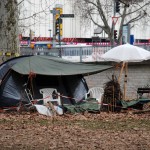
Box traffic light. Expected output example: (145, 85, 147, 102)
(114, 30, 117, 40)
(55, 18, 63, 36)
(55, 18, 60, 35)
(55, 6, 63, 37)
(116, 0, 120, 13)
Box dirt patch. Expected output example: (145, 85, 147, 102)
(0, 112, 150, 150)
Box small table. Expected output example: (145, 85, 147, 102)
(137, 88, 150, 98)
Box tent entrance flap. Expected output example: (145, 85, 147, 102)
(0, 71, 88, 107)
(34, 75, 88, 104)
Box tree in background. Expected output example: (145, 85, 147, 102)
(0, 0, 19, 55)
(74, 0, 150, 44)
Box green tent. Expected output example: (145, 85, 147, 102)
(0, 55, 113, 107)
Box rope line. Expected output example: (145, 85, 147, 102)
(1, 93, 130, 111)
(33, 93, 124, 109)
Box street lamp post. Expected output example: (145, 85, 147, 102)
(49, 29, 52, 38)
(112, 0, 116, 48)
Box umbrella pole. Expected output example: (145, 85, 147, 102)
(123, 63, 128, 100)
(118, 62, 125, 83)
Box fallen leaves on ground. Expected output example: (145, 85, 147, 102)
(0, 111, 150, 150)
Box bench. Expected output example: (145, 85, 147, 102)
(137, 88, 150, 98)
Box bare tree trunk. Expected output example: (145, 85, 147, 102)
(0, 0, 19, 55)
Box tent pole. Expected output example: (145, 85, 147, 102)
(118, 62, 125, 83)
(123, 63, 128, 100)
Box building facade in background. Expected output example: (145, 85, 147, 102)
(18, 0, 150, 42)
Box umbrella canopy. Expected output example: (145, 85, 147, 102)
(11, 55, 113, 76)
(101, 43, 150, 62)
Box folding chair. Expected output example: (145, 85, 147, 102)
(85, 87, 104, 109)
(39, 88, 61, 106)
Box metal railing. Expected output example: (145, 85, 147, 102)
(20, 44, 150, 62)
(1, 44, 150, 63)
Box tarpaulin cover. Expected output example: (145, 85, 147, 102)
(121, 99, 150, 109)
(11, 55, 113, 76)
(63, 98, 100, 114)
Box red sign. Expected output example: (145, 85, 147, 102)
(19, 34, 22, 40)
(20, 41, 28, 45)
(34, 37, 52, 41)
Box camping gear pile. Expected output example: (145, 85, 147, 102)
(102, 75, 122, 112)
(102, 75, 150, 113)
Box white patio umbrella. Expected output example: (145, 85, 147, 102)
(101, 43, 150, 99)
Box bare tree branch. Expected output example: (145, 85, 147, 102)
(122, 1, 150, 17)
(17, 0, 25, 6)
(74, 0, 150, 44)
(126, 13, 146, 24)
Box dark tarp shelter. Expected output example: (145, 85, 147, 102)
(0, 55, 113, 107)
